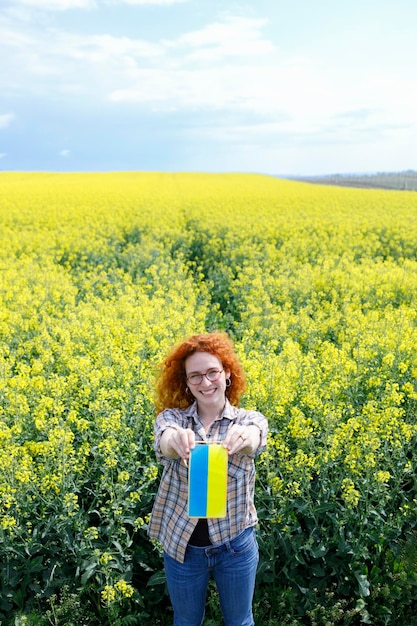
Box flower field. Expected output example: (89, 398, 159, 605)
(1, 172, 417, 625)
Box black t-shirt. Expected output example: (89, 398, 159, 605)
(188, 519, 212, 546)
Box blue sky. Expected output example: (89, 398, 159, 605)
(1, 0, 416, 175)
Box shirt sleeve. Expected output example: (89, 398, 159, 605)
(238, 409, 268, 458)
(154, 408, 188, 461)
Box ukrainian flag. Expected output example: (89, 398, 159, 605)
(188, 443, 228, 518)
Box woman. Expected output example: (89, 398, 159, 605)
(148, 332, 268, 626)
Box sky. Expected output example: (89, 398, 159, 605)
(1, 0, 417, 175)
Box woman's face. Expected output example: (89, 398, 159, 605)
(184, 351, 230, 413)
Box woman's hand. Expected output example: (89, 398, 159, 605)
(223, 424, 261, 456)
(160, 427, 195, 464)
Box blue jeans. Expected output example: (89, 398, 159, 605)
(164, 527, 259, 626)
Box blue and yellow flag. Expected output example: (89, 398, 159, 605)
(188, 443, 228, 518)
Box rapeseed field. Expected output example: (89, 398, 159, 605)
(1, 172, 416, 625)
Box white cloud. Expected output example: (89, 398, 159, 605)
(107, 59, 331, 121)
(10, 0, 96, 9)
(108, 64, 281, 110)
(0, 113, 15, 129)
(8, 0, 188, 8)
(105, 17, 298, 112)
(115, 0, 189, 4)
(67, 32, 164, 64)
(1, 9, 416, 152)
(1, 16, 277, 100)
(165, 17, 275, 61)
(59, 149, 70, 157)
(0, 153, 6, 159)
(0, 23, 165, 95)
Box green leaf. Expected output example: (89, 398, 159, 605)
(355, 572, 370, 597)
(146, 571, 166, 587)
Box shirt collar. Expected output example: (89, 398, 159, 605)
(184, 398, 235, 422)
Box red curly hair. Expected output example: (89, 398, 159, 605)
(154, 332, 246, 413)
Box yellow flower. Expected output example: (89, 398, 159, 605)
(129, 491, 141, 502)
(115, 579, 134, 598)
(143, 464, 159, 481)
(375, 471, 390, 484)
(1, 515, 17, 530)
(134, 517, 145, 529)
(341, 478, 360, 507)
(63, 493, 79, 510)
(100, 552, 113, 565)
(270, 476, 284, 494)
(83, 527, 99, 540)
(382, 353, 395, 367)
(101, 585, 116, 603)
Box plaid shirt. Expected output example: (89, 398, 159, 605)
(148, 399, 268, 563)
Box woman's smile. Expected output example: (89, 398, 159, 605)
(185, 351, 230, 415)
(199, 387, 217, 396)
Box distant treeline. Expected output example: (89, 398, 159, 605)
(289, 170, 417, 191)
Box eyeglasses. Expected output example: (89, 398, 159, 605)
(186, 368, 224, 386)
